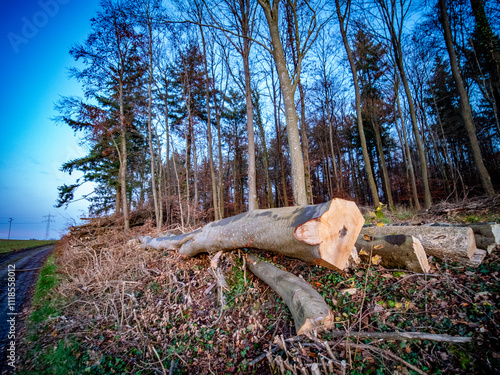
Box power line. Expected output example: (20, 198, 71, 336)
(42, 213, 55, 240)
(8, 218, 13, 240)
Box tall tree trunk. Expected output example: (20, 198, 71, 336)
(243, 46, 258, 210)
(271, 63, 289, 207)
(335, 0, 379, 207)
(146, 25, 160, 232)
(372, 114, 394, 208)
(193, 135, 199, 225)
(199, 25, 220, 220)
(257, 0, 307, 206)
(118, 74, 129, 233)
(395, 71, 420, 209)
(298, 81, 313, 204)
(438, 0, 495, 196)
(254, 90, 274, 208)
(163, 79, 172, 225)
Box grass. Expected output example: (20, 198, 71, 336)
(0, 239, 57, 254)
(20, 253, 87, 374)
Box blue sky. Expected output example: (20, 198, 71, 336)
(0, 0, 101, 239)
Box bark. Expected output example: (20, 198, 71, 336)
(335, 0, 379, 207)
(361, 226, 476, 264)
(356, 234, 430, 273)
(257, 0, 307, 206)
(438, 0, 495, 197)
(246, 253, 334, 334)
(426, 223, 500, 253)
(140, 198, 364, 270)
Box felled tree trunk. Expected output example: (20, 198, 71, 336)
(361, 226, 476, 264)
(246, 254, 334, 335)
(355, 235, 430, 273)
(426, 223, 500, 253)
(140, 198, 364, 271)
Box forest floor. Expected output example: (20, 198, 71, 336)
(16, 197, 500, 374)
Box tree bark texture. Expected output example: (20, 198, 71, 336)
(426, 223, 500, 253)
(356, 234, 430, 273)
(140, 198, 364, 270)
(361, 226, 476, 264)
(246, 254, 334, 334)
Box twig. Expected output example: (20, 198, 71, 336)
(151, 345, 167, 375)
(249, 330, 471, 366)
(344, 342, 426, 375)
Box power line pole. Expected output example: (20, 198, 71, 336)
(43, 213, 55, 240)
(8, 218, 13, 240)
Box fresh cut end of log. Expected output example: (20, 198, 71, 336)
(294, 199, 365, 270)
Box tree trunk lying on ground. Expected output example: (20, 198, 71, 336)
(139, 198, 364, 271)
(355, 235, 430, 273)
(360, 226, 476, 264)
(246, 253, 334, 335)
(425, 223, 500, 253)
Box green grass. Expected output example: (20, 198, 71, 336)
(20, 254, 87, 374)
(0, 239, 57, 253)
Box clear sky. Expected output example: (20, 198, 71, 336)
(0, 0, 102, 239)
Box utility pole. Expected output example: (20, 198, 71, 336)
(8, 218, 13, 240)
(43, 213, 55, 240)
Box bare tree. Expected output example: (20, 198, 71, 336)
(256, 0, 322, 206)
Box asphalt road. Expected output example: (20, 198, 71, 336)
(0, 245, 54, 373)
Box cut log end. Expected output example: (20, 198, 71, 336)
(297, 313, 335, 335)
(295, 199, 364, 271)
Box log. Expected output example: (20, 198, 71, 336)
(360, 226, 476, 264)
(355, 235, 430, 273)
(139, 199, 365, 271)
(426, 223, 500, 253)
(246, 254, 334, 335)
(465, 249, 487, 268)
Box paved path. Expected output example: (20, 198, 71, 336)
(0, 245, 54, 373)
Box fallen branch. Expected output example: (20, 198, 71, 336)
(246, 253, 334, 335)
(344, 342, 426, 375)
(249, 330, 471, 366)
